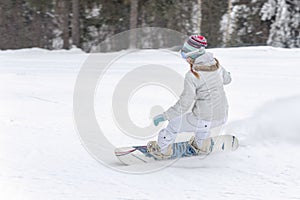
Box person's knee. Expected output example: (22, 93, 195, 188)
(158, 129, 175, 143)
(165, 118, 181, 133)
(195, 124, 211, 140)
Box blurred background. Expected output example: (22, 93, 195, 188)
(0, 0, 299, 52)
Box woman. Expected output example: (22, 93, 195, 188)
(147, 35, 232, 159)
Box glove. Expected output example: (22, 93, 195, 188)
(153, 114, 166, 126)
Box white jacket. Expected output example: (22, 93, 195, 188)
(163, 52, 231, 125)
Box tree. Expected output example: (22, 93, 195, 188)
(220, 0, 271, 47)
(56, 0, 70, 49)
(72, 0, 80, 47)
(201, 0, 227, 47)
(225, 0, 232, 47)
(129, 0, 138, 48)
(197, 0, 202, 34)
(261, 0, 300, 48)
(0, 0, 55, 50)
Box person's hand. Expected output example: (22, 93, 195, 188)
(153, 114, 166, 126)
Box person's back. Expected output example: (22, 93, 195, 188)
(163, 51, 231, 124)
(191, 52, 231, 122)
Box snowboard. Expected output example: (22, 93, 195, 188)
(115, 135, 239, 165)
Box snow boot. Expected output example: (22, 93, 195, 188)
(188, 136, 210, 155)
(147, 141, 173, 160)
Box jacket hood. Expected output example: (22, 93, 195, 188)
(193, 52, 219, 72)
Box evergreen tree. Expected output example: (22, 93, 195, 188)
(0, 0, 299, 51)
(201, 0, 227, 47)
(261, 0, 300, 48)
(220, 0, 270, 47)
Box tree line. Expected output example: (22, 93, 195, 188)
(0, 0, 299, 52)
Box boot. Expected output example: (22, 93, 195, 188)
(188, 136, 210, 154)
(147, 141, 173, 159)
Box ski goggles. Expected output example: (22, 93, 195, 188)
(180, 48, 205, 60)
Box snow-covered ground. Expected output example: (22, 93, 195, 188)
(1, 47, 300, 200)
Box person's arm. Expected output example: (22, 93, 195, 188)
(221, 66, 232, 85)
(163, 72, 196, 121)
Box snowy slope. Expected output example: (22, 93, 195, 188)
(0, 47, 300, 200)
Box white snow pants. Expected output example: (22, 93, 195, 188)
(158, 112, 227, 154)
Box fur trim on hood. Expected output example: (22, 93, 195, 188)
(193, 57, 220, 72)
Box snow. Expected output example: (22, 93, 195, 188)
(1, 47, 300, 199)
